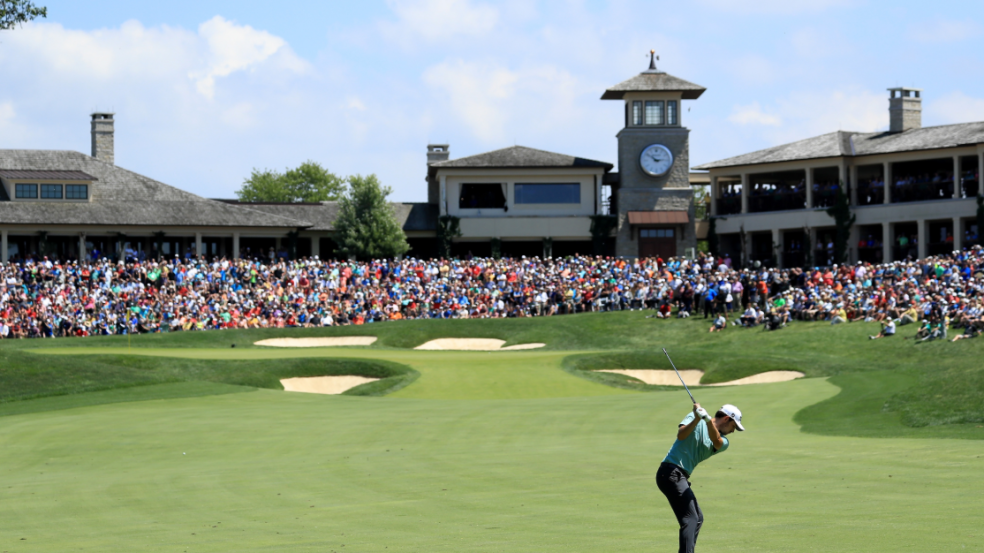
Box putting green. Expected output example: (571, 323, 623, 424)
(35, 347, 634, 400)
(1, 377, 982, 552)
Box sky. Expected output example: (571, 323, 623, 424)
(1, 0, 982, 202)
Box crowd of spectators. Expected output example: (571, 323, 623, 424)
(1, 246, 983, 344)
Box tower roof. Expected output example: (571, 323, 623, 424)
(601, 53, 706, 100)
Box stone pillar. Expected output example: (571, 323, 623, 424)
(772, 228, 782, 268)
(78, 234, 87, 262)
(882, 222, 892, 263)
(805, 167, 814, 209)
(710, 175, 719, 217)
(953, 217, 963, 252)
(232, 233, 240, 259)
(849, 164, 858, 206)
(311, 235, 320, 258)
(740, 173, 749, 214)
(953, 156, 962, 199)
(1, 229, 7, 262)
(195, 232, 203, 260)
(883, 162, 892, 204)
(917, 219, 927, 260)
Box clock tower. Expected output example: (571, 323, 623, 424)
(602, 52, 705, 258)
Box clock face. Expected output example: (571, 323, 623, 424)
(640, 144, 674, 177)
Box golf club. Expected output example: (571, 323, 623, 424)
(662, 348, 696, 405)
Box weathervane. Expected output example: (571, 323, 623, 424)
(649, 49, 659, 71)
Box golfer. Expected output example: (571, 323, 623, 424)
(656, 402, 743, 553)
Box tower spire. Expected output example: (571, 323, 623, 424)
(649, 50, 658, 71)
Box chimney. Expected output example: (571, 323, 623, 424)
(888, 88, 921, 133)
(427, 144, 449, 164)
(91, 112, 115, 164)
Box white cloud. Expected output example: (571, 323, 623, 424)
(909, 19, 981, 43)
(728, 103, 782, 126)
(382, 0, 499, 42)
(191, 16, 308, 99)
(926, 91, 984, 125)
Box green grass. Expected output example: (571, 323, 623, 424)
(1, 379, 982, 552)
(2, 312, 984, 551)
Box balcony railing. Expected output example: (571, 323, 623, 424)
(890, 179, 953, 203)
(749, 191, 806, 212)
(716, 196, 741, 215)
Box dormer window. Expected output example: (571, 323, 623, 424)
(15, 183, 37, 198)
(1, 170, 96, 202)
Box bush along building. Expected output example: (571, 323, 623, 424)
(2, 55, 710, 262)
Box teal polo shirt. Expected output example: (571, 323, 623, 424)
(662, 412, 729, 475)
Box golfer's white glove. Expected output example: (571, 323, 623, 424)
(695, 407, 711, 422)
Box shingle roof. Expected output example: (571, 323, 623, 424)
(0, 169, 97, 181)
(219, 201, 438, 232)
(694, 122, 984, 170)
(601, 71, 706, 100)
(0, 150, 311, 228)
(430, 145, 613, 171)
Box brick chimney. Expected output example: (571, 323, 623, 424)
(427, 144, 450, 164)
(91, 112, 115, 164)
(888, 88, 921, 133)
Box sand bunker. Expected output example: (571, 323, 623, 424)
(254, 337, 377, 348)
(414, 338, 545, 351)
(596, 369, 804, 387)
(280, 376, 379, 395)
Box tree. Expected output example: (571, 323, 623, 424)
(236, 161, 345, 203)
(333, 174, 409, 260)
(0, 0, 46, 30)
(437, 216, 461, 259)
(825, 184, 856, 265)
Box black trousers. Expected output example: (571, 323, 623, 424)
(656, 462, 703, 553)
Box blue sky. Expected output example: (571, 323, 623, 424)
(1, 0, 982, 201)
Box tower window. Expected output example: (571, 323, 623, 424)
(41, 184, 63, 199)
(632, 101, 643, 125)
(645, 101, 664, 125)
(667, 101, 678, 125)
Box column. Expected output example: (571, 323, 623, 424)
(772, 228, 782, 268)
(809, 228, 818, 267)
(953, 217, 963, 252)
(78, 234, 86, 262)
(709, 175, 719, 217)
(232, 232, 240, 259)
(848, 222, 860, 264)
(979, 152, 984, 197)
(740, 173, 749, 214)
(805, 167, 814, 209)
(882, 222, 892, 263)
(953, 156, 962, 199)
(849, 164, 858, 206)
(1, 229, 7, 262)
(838, 163, 848, 205)
(883, 162, 892, 204)
(311, 235, 320, 258)
(917, 219, 927, 260)
(195, 232, 203, 260)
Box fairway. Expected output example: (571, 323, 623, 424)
(2, 313, 984, 552)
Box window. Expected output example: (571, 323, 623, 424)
(640, 229, 675, 238)
(459, 183, 506, 209)
(514, 183, 581, 204)
(645, 101, 664, 125)
(66, 184, 88, 199)
(667, 100, 678, 125)
(15, 183, 37, 199)
(632, 101, 643, 125)
(41, 184, 63, 199)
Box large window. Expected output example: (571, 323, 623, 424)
(459, 183, 506, 209)
(15, 183, 37, 199)
(41, 184, 63, 199)
(645, 101, 664, 125)
(514, 183, 581, 204)
(667, 100, 678, 125)
(66, 184, 89, 199)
